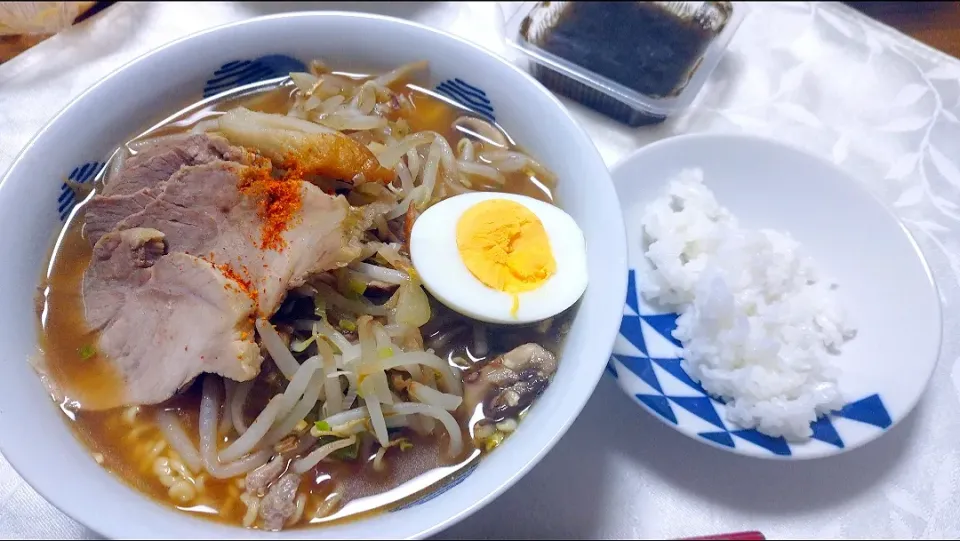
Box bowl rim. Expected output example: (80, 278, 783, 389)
(608, 131, 942, 460)
(0, 10, 628, 539)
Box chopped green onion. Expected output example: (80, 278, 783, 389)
(79, 344, 96, 360)
(348, 278, 368, 296)
(291, 335, 316, 353)
(313, 297, 327, 319)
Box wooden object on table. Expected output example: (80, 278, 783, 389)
(0, 32, 49, 63)
(0, 1, 110, 64)
(681, 532, 766, 540)
(847, 1, 960, 59)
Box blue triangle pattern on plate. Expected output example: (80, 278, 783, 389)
(605, 360, 619, 379)
(810, 415, 844, 448)
(668, 396, 726, 430)
(642, 313, 683, 347)
(732, 429, 792, 456)
(619, 315, 647, 355)
(651, 358, 707, 394)
(614, 355, 661, 394)
(699, 431, 736, 448)
(636, 394, 677, 424)
(838, 394, 892, 429)
(620, 268, 896, 458)
(625, 269, 640, 315)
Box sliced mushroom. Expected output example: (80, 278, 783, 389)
(479, 365, 519, 387)
(487, 369, 550, 419)
(464, 343, 557, 421)
(501, 343, 557, 376)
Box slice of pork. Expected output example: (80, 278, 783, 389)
(84, 134, 244, 245)
(116, 161, 362, 316)
(105, 133, 242, 197)
(83, 188, 157, 248)
(83, 228, 260, 410)
(81, 163, 361, 407)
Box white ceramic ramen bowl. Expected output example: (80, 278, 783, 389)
(608, 133, 941, 460)
(0, 12, 627, 540)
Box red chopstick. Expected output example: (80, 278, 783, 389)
(680, 532, 766, 540)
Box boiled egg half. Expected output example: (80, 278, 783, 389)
(409, 192, 588, 324)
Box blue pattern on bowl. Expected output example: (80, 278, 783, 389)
(203, 56, 496, 123)
(434, 79, 495, 122)
(203, 55, 307, 97)
(609, 269, 892, 457)
(391, 460, 478, 511)
(58, 162, 104, 222)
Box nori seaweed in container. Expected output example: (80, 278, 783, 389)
(511, 2, 741, 127)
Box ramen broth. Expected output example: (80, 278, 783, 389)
(36, 69, 574, 528)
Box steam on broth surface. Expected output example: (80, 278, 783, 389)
(36, 61, 579, 530)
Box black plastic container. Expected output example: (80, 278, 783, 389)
(506, 2, 745, 127)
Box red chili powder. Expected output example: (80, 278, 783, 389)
(217, 262, 258, 307)
(238, 154, 304, 251)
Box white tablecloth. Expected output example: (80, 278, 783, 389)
(2, 2, 960, 539)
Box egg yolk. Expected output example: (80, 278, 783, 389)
(455, 199, 557, 316)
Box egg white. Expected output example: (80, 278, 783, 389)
(409, 192, 588, 325)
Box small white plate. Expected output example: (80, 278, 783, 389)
(608, 133, 942, 459)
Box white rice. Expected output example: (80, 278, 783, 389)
(638, 168, 857, 441)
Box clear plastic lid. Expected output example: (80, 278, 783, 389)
(505, 2, 746, 124)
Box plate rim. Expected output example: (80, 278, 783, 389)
(608, 131, 943, 461)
